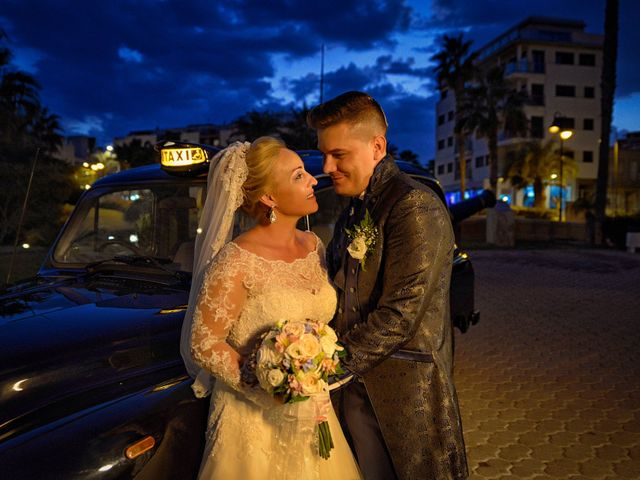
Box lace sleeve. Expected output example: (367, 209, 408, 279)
(190, 244, 267, 405)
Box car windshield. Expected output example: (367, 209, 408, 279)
(53, 183, 209, 271)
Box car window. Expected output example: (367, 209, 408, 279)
(53, 184, 204, 268)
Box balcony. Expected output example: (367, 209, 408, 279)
(505, 59, 545, 76)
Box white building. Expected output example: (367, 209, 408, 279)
(435, 16, 604, 210)
(114, 123, 236, 149)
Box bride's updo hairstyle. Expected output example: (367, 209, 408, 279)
(241, 136, 285, 218)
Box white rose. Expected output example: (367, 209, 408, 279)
(257, 344, 282, 366)
(267, 368, 285, 387)
(347, 236, 367, 260)
(283, 321, 306, 338)
(297, 372, 328, 396)
(256, 366, 272, 392)
(286, 333, 322, 361)
(298, 333, 322, 359)
(319, 335, 337, 356)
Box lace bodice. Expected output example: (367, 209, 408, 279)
(190, 235, 337, 398)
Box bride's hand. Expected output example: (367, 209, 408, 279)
(240, 356, 259, 387)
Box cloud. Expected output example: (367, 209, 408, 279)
(117, 46, 143, 63)
(282, 58, 437, 158)
(63, 115, 106, 136)
(2, 0, 638, 157)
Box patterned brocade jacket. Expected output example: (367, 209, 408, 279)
(327, 156, 468, 480)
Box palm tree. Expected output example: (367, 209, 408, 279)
(504, 139, 577, 210)
(0, 33, 71, 247)
(431, 33, 478, 197)
(29, 106, 63, 153)
(230, 110, 283, 143)
(0, 62, 40, 147)
(458, 65, 528, 191)
(280, 105, 316, 150)
(594, 0, 619, 244)
(114, 138, 156, 168)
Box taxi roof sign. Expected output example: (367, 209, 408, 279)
(157, 141, 218, 175)
(161, 147, 208, 167)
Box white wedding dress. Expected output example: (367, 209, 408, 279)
(190, 234, 362, 480)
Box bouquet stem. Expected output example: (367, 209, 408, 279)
(317, 421, 334, 459)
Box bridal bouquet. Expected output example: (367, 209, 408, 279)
(254, 319, 345, 459)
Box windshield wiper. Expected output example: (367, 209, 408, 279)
(84, 255, 189, 283)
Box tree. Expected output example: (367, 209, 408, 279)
(431, 33, 478, 197)
(458, 65, 528, 191)
(0, 32, 72, 246)
(504, 140, 577, 210)
(229, 110, 283, 142)
(280, 105, 317, 150)
(114, 139, 156, 168)
(594, 0, 619, 244)
(399, 150, 420, 166)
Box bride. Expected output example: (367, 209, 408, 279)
(180, 137, 362, 479)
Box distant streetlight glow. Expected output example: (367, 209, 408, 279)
(560, 130, 573, 140)
(82, 162, 89, 168)
(22, 243, 30, 249)
(106, 145, 114, 152)
(548, 112, 574, 222)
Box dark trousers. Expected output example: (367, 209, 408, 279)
(332, 381, 398, 480)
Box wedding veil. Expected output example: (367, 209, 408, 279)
(180, 141, 250, 397)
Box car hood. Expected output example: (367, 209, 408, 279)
(0, 274, 186, 323)
(0, 274, 190, 439)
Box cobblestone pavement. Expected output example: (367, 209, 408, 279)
(454, 248, 640, 479)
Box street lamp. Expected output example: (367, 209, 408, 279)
(548, 114, 573, 222)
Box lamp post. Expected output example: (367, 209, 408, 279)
(549, 114, 573, 222)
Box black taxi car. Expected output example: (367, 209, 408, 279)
(0, 142, 494, 479)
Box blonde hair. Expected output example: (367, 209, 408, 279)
(241, 136, 285, 218)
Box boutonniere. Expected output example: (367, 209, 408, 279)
(345, 209, 378, 271)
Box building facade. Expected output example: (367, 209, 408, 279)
(114, 123, 236, 149)
(435, 17, 604, 210)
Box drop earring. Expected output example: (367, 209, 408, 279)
(268, 206, 277, 224)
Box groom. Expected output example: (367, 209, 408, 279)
(307, 91, 468, 480)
